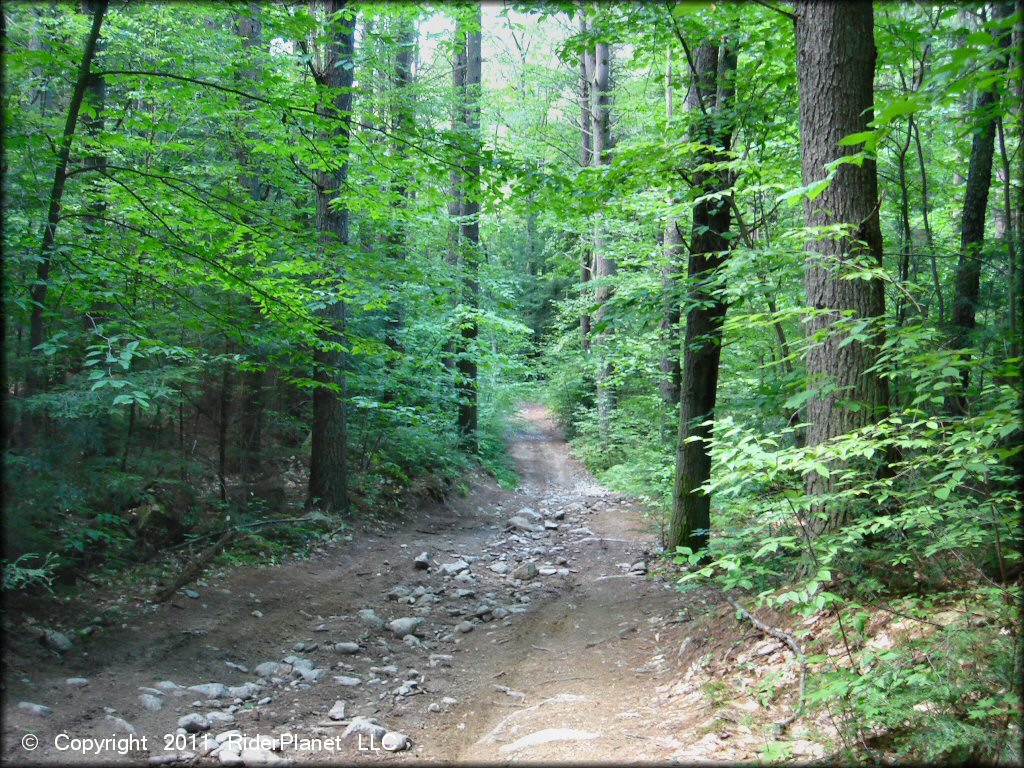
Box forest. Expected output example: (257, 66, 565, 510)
(2, 0, 1022, 764)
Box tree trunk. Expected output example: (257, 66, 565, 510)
(578, 11, 594, 353)
(307, 0, 354, 513)
(444, 21, 467, 373)
(794, 1, 889, 537)
(455, 5, 482, 452)
(25, 0, 107, 407)
(660, 51, 682, 410)
(592, 39, 615, 440)
(667, 40, 737, 554)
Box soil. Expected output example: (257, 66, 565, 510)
(2, 404, 803, 765)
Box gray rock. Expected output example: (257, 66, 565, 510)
(156, 680, 184, 693)
(389, 617, 424, 638)
(551, 509, 566, 520)
(251, 610, 264, 619)
(508, 516, 542, 533)
(428, 654, 453, 668)
(438, 560, 469, 576)
(511, 562, 539, 581)
(206, 711, 235, 725)
(492, 607, 510, 619)
(218, 748, 244, 766)
(357, 608, 385, 629)
(225, 662, 249, 673)
(106, 715, 136, 734)
(334, 642, 360, 654)
(517, 507, 542, 519)
(189, 683, 227, 699)
(184, 589, 200, 599)
(254, 662, 287, 678)
(489, 562, 509, 575)
(342, 717, 387, 741)
(40, 628, 73, 653)
(66, 677, 89, 687)
(631, 561, 648, 574)
(456, 621, 474, 634)
(328, 700, 347, 721)
(139, 694, 164, 712)
(227, 683, 260, 699)
(333, 675, 362, 687)
(543, 520, 559, 529)
(18, 701, 52, 717)
(382, 732, 411, 752)
(414, 552, 431, 569)
(238, 746, 291, 766)
(178, 713, 211, 733)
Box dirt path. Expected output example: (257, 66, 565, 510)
(2, 404, 713, 765)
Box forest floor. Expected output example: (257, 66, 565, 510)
(2, 404, 828, 765)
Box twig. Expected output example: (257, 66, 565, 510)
(725, 595, 806, 732)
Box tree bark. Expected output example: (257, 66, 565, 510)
(660, 51, 682, 409)
(456, 5, 482, 451)
(307, 0, 354, 513)
(794, 1, 889, 537)
(578, 11, 594, 353)
(667, 40, 736, 554)
(592, 39, 615, 440)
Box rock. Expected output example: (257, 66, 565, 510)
(251, 610, 264, 619)
(508, 516, 542, 533)
(428, 702, 443, 713)
(342, 717, 387, 741)
(227, 683, 260, 699)
(190, 683, 227, 698)
(184, 589, 200, 599)
(403, 634, 423, 648)
(498, 728, 599, 752)
(456, 621, 474, 634)
(178, 713, 211, 733)
(454, 572, 475, 584)
(328, 701, 347, 721)
(455, 588, 476, 598)
(106, 715, 137, 734)
(428, 654, 453, 668)
(517, 507, 542, 519)
(238, 747, 291, 766)
(438, 560, 469, 576)
(488, 562, 509, 575)
(149, 754, 196, 765)
(334, 642, 360, 654)
(156, 680, 184, 693)
(511, 562, 539, 581)
(66, 677, 89, 687)
(225, 662, 249, 673)
(140, 694, 164, 712)
(358, 609, 385, 629)
(492, 607, 510, 620)
(389, 617, 424, 638)
(254, 662, 287, 678)
(630, 561, 647, 574)
(296, 667, 326, 683)
(382, 732, 411, 752)
(40, 628, 73, 653)
(543, 520, 559, 530)
(207, 711, 235, 725)
(551, 509, 566, 520)
(18, 701, 53, 717)
(414, 552, 431, 570)
(218, 748, 244, 766)
(333, 675, 362, 687)
(215, 731, 242, 744)
(442, 696, 458, 705)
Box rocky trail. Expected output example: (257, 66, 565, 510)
(4, 405, 806, 765)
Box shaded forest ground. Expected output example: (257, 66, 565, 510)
(3, 405, 836, 764)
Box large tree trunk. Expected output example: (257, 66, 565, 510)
(307, 0, 354, 513)
(592, 39, 615, 440)
(794, 1, 889, 537)
(667, 40, 737, 554)
(456, 5, 482, 451)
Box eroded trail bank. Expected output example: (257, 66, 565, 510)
(3, 405, 720, 764)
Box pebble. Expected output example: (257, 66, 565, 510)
(334, 675, 362, 687)
(508, 516, 542, 533)
(414, 552, 431, 569)
(225, 662, 249, 673)
(18, 701, 53, 717)
(255, 662, 287, 678)
(456, 621, 474, 634)
(66, 677, 89, 687)
(631, 561, 647, 574)
(252, 610, 264, 619)
(206, 711, 235, 725)
(328, 700, 347, 720)
(334, 642, 360, 654)
(189, 683, 227, 698)
(184, 589, 200, 599)
(358, 608, 385, 629)
(388, 617, 424, 638)
(438, 560, 469, 576)
(238, 746, 291, 766)
(106, 715, 137, 735)
(139, 694, 164, 712)
(489, 562, 509, 574)
(178, 713, 211, 733)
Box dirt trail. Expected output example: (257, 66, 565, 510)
(2, 404, 711, 764)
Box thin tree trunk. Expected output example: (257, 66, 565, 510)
(25, 0, 108, 407)
(444, 22, 467, 373)
(307, 0, 354, 513)
(592, 39, 615, 440)
(456, 6, 482, 452)
(660, 51, 682, 409)
(667, 40, 737, 554)
(794, 1, 889, 537)
(912, 121, 942, 321)
(578, 11, 593, 353)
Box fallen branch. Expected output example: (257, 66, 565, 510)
(154, 531, 232, 602)
(726, 595, 807, 732)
